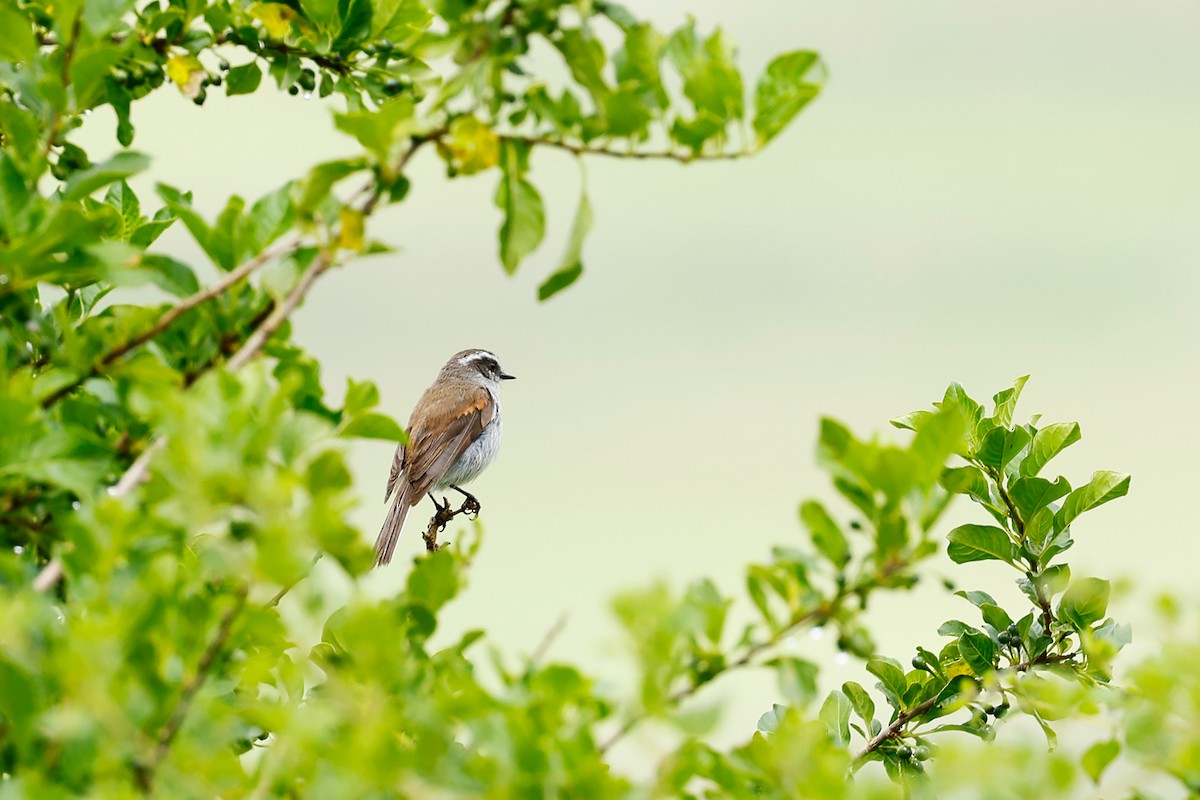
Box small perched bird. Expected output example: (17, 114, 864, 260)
(374, 349, 515, 566)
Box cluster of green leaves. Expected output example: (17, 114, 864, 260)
(802, 378, 1133, 791)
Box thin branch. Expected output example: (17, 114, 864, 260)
(986, 464, 1057, 631)
(40, 237, 301, 408)
(502, 134, 757, 164)
(135, 586, 248, 793)
(529, 613, 569, 667)
(853, 696, 939, 766)
(31, 558, 63, 593)
(226, 248, 333, 370)
(267, 553, 323, 608)
(599, 600, 843, 753)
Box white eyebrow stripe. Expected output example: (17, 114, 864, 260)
(458, 351, 496, 365)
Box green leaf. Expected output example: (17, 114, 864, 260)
(406, 548, 458, 612)
(771, 656, 818, 706)
(0, 5, 36, 63)
(1057, 578, 1110, 630)
(939, 382, 984, 433)
(1082, 739, 1120, 784)
(975, 425, 1030, 471)
(957, 629, 996, 676)
(333, 97, 416, 160)
(841, 681, 874, 725)
(495, 142, 544, 274)
(1055, 471, 1130, 530)
(538, 177, 592, 301)
(340, 412, 406, 442)
(890, 409, 931, 432)
(296, 158, 367, 213)
(757, 703, 787, 734)
(0, 151, 34, 238)
(866, 656, 907, 710)
(62, 152, 151, 201)
(753, 50, 821, 144)
(818, 690, 851, 746)
(799, 500, 849, 569)
(555, 28, 611, 105)
(1009, 475, 1070, 521)
(226, 62, 263, 96)
(979, 603, 1013, 632)
(946, 524, 1016, 565)
(954, 589, 997, 608)
(135, 254, 201, 297)
(991, 375, 1029, 429)
(331, 0, 373, 51)
(1020, 421, 1081, 477)
(910, 405, 968, 483)
(940, 465, 988, 497)
(344, 378, 380, 415)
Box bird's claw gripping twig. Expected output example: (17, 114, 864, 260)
(422, 490, 482, 552)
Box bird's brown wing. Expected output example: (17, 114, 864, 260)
(388, 384, 495, 503)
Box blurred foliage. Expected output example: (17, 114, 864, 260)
(1, 0, 1195, 798)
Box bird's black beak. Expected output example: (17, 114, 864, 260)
(499, 372, 516, 380)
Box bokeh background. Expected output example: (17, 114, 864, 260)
(78, 0, 1199, 769)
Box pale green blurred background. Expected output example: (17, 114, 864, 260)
(79, 0, 1199, 770)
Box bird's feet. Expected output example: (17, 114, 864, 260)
(431, 496, 457, 531)
(450, 485, 482, 518)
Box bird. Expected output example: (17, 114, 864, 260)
(374, 349, 515, 566)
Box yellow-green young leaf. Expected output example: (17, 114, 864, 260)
(753, 50, 821, 145)
(1057, 577, 1110, 630)
(441, 115, 500, 175)
(338, 208, 365, 250)
(799, 500, 849, 569)
(251, 1, 301, 37)
(166, 54, 205, 97)
(1082, 739, 1120, 784)
(946, 524, 1017, 565)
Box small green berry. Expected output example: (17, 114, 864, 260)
(288, 85, 300, 96)
(382, 77, 402, 96)
(997, 631, 1011, 645)
(193, 88, 207, 105)
(298, 69, 315, 91)
(218, 58, 231, 72)
(896, 746, 912, 760)
(915, 746, 931, 761)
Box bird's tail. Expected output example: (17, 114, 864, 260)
(374, 487, 412, 567)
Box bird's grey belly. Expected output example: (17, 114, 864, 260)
(437, 416, 502, 488)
